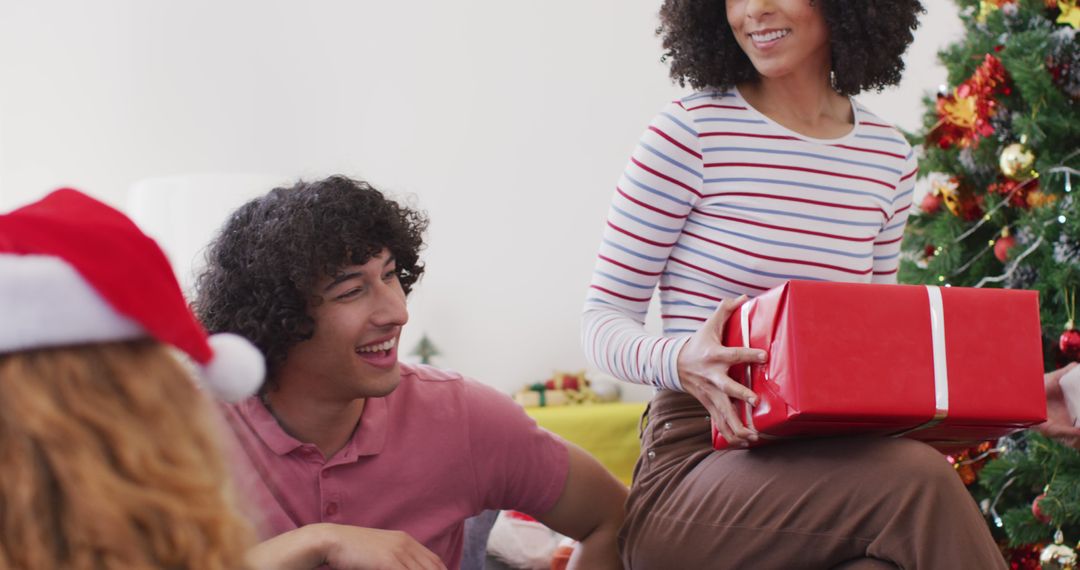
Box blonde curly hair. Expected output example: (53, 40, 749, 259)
(0, 340, 255, 569)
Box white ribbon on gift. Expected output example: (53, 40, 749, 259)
(737, 285, 951, 438)
(740, 304, 756, 430)
(893, 286, 950, 436)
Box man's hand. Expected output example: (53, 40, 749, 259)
(1034, 363, 1080, 449)
(247, 523, 447, 570)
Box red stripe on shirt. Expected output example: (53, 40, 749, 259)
(692, 210, 876, 243)
(599, 254, 663, 276)
(683, 230, 872, 275)
(702, 191, 887, 218)
(649, 126, 702, 160)
(617, 187, 688, 219)
(630, 157, 702, 198)
(660, 314, 707, 321)
(607, 221, 678, 248)
(589, 284, 652, 303)
(831, 144, 906, 160)
(686, 103, 748, 111)
(668, 256, 770, 291)
(699, 131, 801, 141)
(659, 285, 724, 302)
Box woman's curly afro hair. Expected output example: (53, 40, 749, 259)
(192, 175, 427, 390)
(658, 0, 924, 96)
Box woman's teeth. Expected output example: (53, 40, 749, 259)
(751, 29, 790, 43)
(357, 338, 396, 353)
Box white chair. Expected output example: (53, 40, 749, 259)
(126, 173, 287, 295)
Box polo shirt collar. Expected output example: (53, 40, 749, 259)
(240, 395, 389, 460)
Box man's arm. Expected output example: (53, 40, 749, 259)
(246, 523, 447, 570)
(535, 442, 628, 570)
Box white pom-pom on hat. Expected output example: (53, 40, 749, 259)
(202, 333, 266, 402)
(0, 188, 264, 401)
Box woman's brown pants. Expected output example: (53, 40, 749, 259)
(617, 390, 1007, 569)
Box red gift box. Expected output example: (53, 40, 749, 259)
(712, 281, 1046, 450)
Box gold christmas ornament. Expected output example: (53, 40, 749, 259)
(1028, 190, 1059, 209)
(978, 0, 1008, 23)
(1059, 0, 1080, 29)
(1000, 142, 1037, 179)
(942, 92, 979, 129)
(934, 177, 967, 217)
(1041, 529, 1078, 570)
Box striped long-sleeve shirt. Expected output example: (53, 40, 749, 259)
(582, 89, 917, 391)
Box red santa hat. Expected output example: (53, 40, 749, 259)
(0, 188, 263, 401)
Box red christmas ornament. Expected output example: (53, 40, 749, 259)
(920, 192, 942, 214)
(1064, 290, 1080, 362)
(1032, 493, 1052, 524)
(988, 178, 1038, 209)
(1004, 543, 1042, 570)
(994, 232, 1017, 263)
(1061, 327, 1080, 361)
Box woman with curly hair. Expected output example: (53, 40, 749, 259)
(582, 1, 1008, 568)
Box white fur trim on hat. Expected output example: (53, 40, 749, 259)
(0, 255, 144, 353)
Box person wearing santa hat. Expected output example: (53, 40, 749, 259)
(193, 175, 628, 570)
(0, 188, 431, 570)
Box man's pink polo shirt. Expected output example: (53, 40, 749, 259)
(221, 363, 569, 568)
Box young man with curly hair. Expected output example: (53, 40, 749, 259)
(582, 0, 1012, 568)
(194, 176, 626, 570)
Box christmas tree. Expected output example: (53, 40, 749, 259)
(899, 0, 1080, 564)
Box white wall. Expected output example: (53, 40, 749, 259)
(0, 1, 963, 396)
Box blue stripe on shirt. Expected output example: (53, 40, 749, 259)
(855, 134, 907, 145)
(613, 204, 683, 234)
(702, 177, 892, 207)
(602, 238, 668, 263)
(719, 204, 885, 227)
(700, 146, 902, 176)
(674, 242, 829, 282)
(623, 172, 695, 208)
(660, 112, 699, 137)
(639, 142, 703, 179)
(684, 218, 872, 259)
(594, 270, 656, 290)
(664, 269, 744, 297)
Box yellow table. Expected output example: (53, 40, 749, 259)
(525, 402, 647, 485)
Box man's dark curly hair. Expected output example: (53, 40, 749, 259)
(192, 175, 427, 390)
(658, 0, 924, 96)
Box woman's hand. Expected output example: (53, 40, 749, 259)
(1035, 362, 1080, 449)
(677, 295, 768, 447)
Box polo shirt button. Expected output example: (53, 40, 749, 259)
(325, 502, 339, 516)
(663, 422, 672, 430)
(647, 450, 656, 459)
